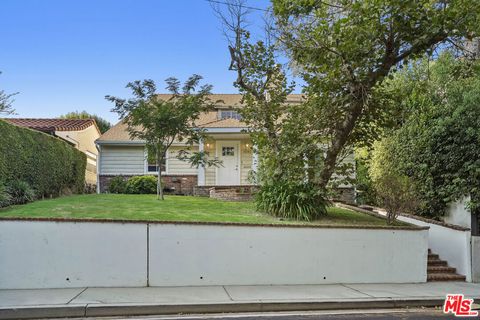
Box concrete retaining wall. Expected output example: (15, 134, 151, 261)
(0, 219, 428, 289)
(397, 215, 472, 282)
(0, 221, 147, 289)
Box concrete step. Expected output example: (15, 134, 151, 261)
(427, 273, 466, 281)
(427, 253, 439, 260)
(427, 259, 447, 266)
(427, 266, 457, 274)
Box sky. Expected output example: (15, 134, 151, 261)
(0, 0, 271, 124)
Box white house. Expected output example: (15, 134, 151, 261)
(95, 94, 355, 202)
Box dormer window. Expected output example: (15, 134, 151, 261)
(219, 110, 242, 120)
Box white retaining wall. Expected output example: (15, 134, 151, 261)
(0, 220, 428, 289)
(397, 216, 472, 282)
(0, 221, 147, 289)
(445, 197, 471, 229)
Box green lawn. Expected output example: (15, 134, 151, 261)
(0, 194, 404, 226)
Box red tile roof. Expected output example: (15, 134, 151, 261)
(3, 118, 97, 132)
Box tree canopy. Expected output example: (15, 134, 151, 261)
(370, 52, 480, 218)
(106, 75, 220, 200)
(213, 0, 479, 220)
(59, 110, 112, 134)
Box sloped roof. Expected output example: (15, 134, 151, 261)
(157, 93, 304, 108)
(3, 118, 97, 132)
(97, 94, 303, 143)
(96, 120, 136, 142)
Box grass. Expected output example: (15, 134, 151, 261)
(0, 194, 406, 227)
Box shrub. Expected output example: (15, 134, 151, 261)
(126, 175, 157, 194)
(255, 182, 330, 221)
(0, 182, 11, 207)
(7, 180, 35, 205)
(108, 176, 128, 194)
(373, 174, 417, 224)
(0, 120, 86, 198)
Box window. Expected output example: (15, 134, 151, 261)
(147, 151, 166, 173)
(222, 146, 235, 156)
(219, 110, 242, 120)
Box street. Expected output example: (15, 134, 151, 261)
(67, 309, 463, 320)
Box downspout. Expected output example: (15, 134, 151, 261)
(95, 142, 102, 194)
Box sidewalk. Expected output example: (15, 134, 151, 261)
(1, 282, 479, 319)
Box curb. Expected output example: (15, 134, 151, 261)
(0, 298, 449, 319)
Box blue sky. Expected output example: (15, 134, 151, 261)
(0, 0, 271, 123)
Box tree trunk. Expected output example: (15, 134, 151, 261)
(318, 99, 364, 191)
(157, 151, 164, 200)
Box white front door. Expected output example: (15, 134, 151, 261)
(216, 141, 240, 185)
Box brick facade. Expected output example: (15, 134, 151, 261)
(100, 175, 355, 204)
(99, 174, 198, 195)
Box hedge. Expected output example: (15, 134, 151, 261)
(0, 119, 86, 198)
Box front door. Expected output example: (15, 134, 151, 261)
(216, 141, 240, 185)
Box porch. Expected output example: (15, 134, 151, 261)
(197, 132, 257, 187)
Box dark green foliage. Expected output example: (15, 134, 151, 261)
(372, 53, 480, 218)
(0, 120, 86, 201)
(125, 175, 157, 194)
(60, 110, 112, 134)
(0, 182, 11, 207)
(255, 182, 330, 221)
(6, 180, 35, 205)
(108, 176, 128, 194)
(354, 151, 377, 206)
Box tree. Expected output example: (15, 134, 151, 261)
(211, 0, 477, 219)
(370, 52, 480, 218)
(106, 75, 221, 200)
(369, 139, 417, 224)
(60, 111, 112, 134)
(212, 0, 334, 220)
(272, 0, 479, 192)
(0, 72, 18, 115)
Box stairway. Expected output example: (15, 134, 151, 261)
(427, 249, 466, 281)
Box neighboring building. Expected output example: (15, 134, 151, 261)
(4, 118, 101, 185)
(96, 94, 355, 202)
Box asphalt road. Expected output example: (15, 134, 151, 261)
(79, 309, 464, 320)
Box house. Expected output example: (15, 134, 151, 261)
(3, 118, 101, 185)
(96, 94, 355, 202)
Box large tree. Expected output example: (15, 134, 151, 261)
(218, 0, 479, 196)
(106, 75, 220, 200)
(273, 0, 479, 190)
(60, 111, 112, 134)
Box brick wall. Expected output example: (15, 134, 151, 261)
(99, 174, 198, 195)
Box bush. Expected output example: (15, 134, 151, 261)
(7, 180, 35, 205)
(255, 182, 330, 221)
(373, 174, 417, 224)
(0, 120, 86, 199)
(125, 175, 157, 194)
(0, 182, 11, 207)
(108, 176, 128, 194)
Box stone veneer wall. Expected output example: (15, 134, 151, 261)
(99, 175, 197, 195)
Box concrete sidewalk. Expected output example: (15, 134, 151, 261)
(1, 282, 479, 319)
